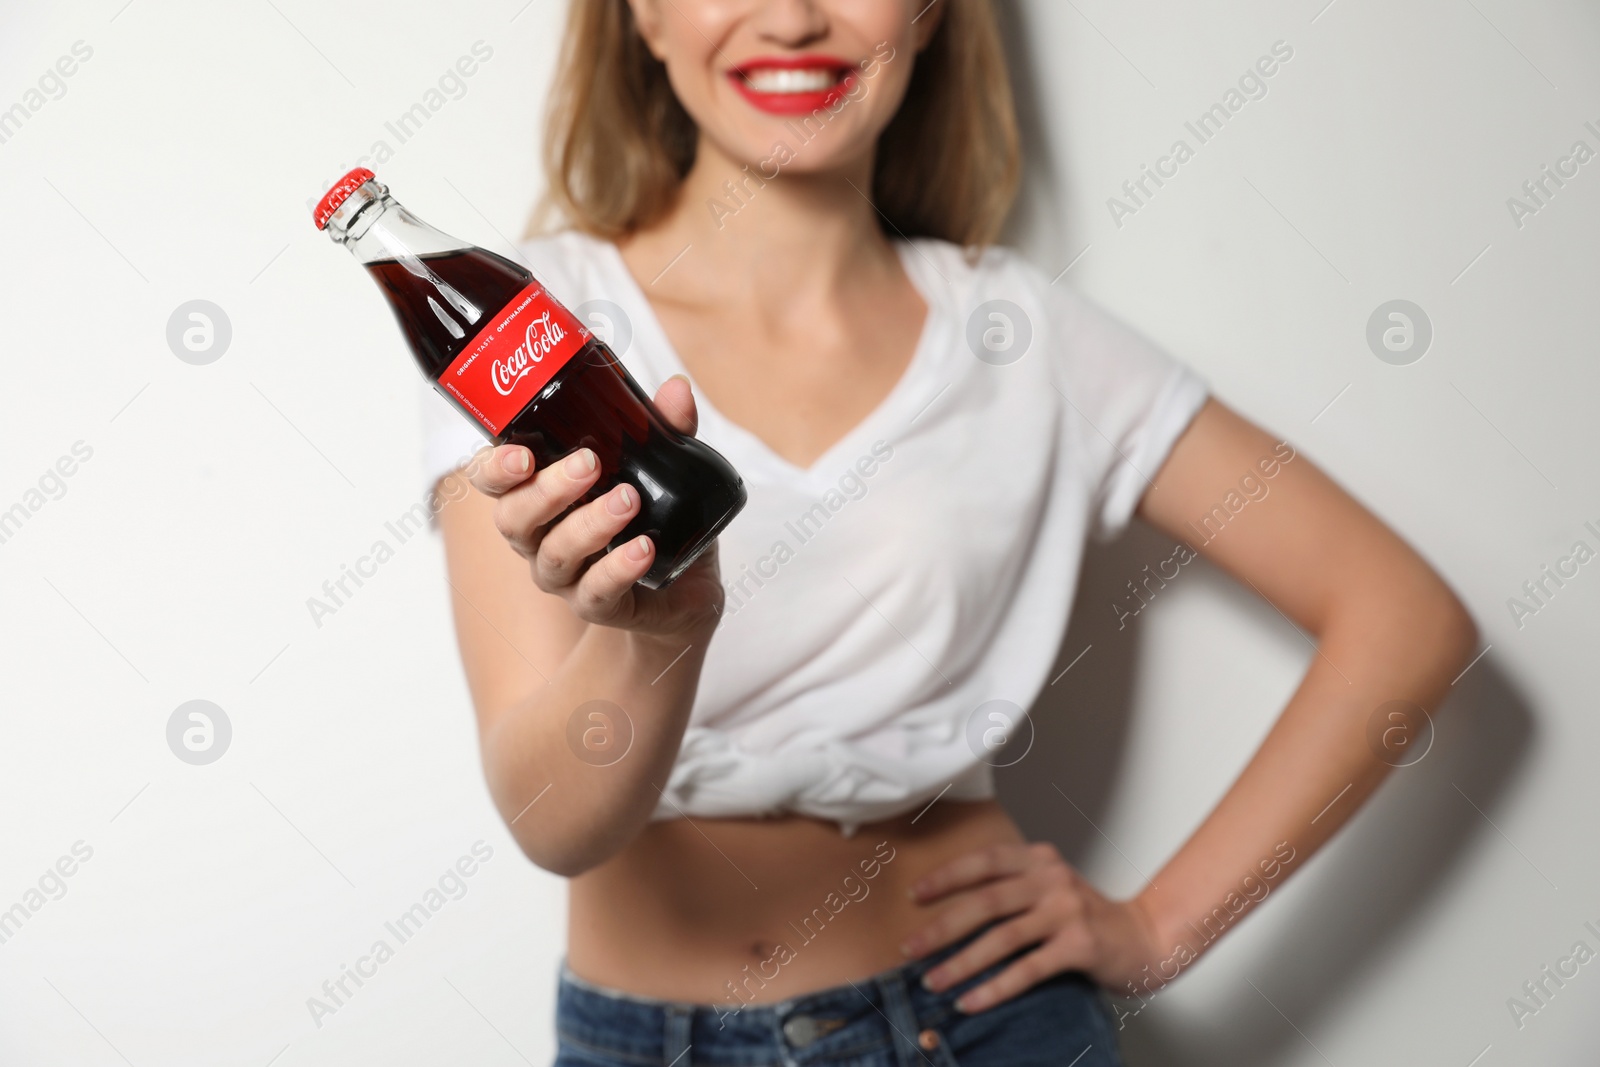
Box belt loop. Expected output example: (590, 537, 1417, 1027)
(663, 1003, 692, 1067)
(875, 969, 925, 1067)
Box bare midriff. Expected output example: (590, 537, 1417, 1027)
(566, 798, 1025, 1006)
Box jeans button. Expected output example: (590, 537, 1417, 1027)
(918, 1029, 941, 1051)
(783, 1015, 820, 1047)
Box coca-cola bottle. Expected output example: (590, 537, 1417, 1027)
(313, 168, 746, 589)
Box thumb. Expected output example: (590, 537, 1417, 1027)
(655, 374, 699, 436)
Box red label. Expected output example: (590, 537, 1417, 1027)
(438, 281, 590, 435)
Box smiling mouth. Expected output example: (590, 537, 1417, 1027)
(727, 58, 858, 114)
(740, 67, 846, 94)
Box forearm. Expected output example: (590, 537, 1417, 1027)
(1131, 578, 1478, 980)
(480, 622, 711, 876)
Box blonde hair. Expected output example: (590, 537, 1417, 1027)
(533, 0, 1021, 249)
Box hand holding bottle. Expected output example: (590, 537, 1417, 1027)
(465, 374, 725, 639)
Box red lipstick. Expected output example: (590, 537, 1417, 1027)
(726, 54, 859, 116)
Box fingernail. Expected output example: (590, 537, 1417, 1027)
(625, 535, 651, 561)
(503, 447, 530, 474)
(607, 484, 635, 516)
(955, 993, 980, 1013)
(667, 373, 689, 385)
(922, 970, 942, 991)
(565, 449, 596, 477)
(900, 938, 920, 957)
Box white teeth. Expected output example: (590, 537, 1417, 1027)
(742, 68, 839, 94)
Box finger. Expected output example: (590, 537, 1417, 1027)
(654, 375, 698, 436)
(900, 877, 1038, 959)
(922, 911, 1054, 993)
(490, 448, 603, 557)
(535, 481, 643, 590)
(568, 535, 656, 624)
(465, 444, 536, 498)
(953, 943, 1069, 1015)
(910, 844, 1034, 904)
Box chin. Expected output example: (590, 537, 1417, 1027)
(712, 109, 882, 170)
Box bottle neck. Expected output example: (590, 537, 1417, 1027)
(325, 178, 495, 337)
(323, 179, 471, 265)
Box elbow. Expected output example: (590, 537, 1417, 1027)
(475, 697, 671, 877)
(524, 847, 592, 880)
(1334, 566, 1480, 692)
(1399, 574, 1480, 689)
(517, 831, 618, 879)
(488, 790, 628, 878)
(1434, 588, 1480, 681)
(483, 766, 641, 878)
(477, 721, 637, 878)
(1413, 557, 1479, 671)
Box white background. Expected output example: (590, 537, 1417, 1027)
(0, 1, 1595, 1064)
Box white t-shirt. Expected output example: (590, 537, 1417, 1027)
(419, 230, 1209, 836)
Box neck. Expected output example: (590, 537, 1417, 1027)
(628, 134, 903, 306)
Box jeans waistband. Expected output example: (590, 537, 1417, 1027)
(555, 932, 985, 1066)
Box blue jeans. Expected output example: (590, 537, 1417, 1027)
(553, 928, 1124, 1067)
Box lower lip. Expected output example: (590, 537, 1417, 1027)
(728, 70, 856, 115)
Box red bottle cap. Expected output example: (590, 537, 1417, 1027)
(313, 167, 376, 230)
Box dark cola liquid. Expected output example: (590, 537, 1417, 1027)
(366, 248, 746, 588)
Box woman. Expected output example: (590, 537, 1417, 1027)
(422, 1, 1478, 1063)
